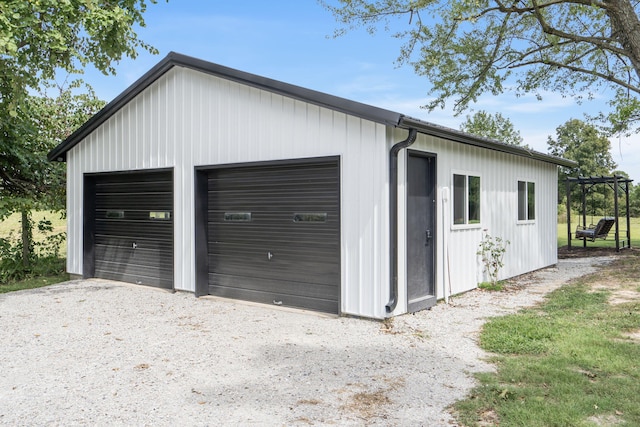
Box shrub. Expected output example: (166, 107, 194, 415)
(477, 230, 510, 286)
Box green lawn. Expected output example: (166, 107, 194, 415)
(558, 216, 640, 249)
(0, 210, 67, 253)
(1, 210, 68, 289)
(0, 273, 69, 293)
(453, 252, 640, 426)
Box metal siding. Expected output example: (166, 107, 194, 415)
(396, 128, 559, 304)
(65, 65, 559, 318)
(66, 67, 390, 318)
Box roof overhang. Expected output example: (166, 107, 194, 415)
(398, 116, 578, 168)
(48, 52, 577, 169)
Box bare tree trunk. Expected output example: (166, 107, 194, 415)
(21, 209, 30, 268)
(606, 0, 640, 81)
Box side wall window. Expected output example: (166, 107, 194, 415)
(453, 173, 481, 225)
(518, 180, 535, 221)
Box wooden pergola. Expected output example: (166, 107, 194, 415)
(565, 175, 633, 251)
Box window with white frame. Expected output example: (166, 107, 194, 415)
(453, 173, 481, 225)
(518, 180, 535, 221)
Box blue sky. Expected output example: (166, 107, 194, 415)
(81, 0, 639, 182)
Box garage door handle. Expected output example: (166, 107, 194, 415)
(132, 242, 137, 249)
(268, 251, 273, 260)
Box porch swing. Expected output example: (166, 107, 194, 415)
(565, 175, 633, 252)
(574, 184, 615, 241)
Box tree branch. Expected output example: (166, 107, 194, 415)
(528, 0, 628, 57)
(455, 12, 512, 110)
(462, 0, 609, 22)
(512, 58, 640, 94)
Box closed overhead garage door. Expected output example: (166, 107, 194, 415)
(207, 159, 340, 313)
(86, 170, 173, 289)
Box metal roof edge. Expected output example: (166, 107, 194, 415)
(48, 52, 577, 169)
(48, 52, 402, 161)
(171, 53, 402, 126)
(47, 53, 178, 161)
(398, 115, 578, 168)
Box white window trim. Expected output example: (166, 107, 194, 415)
(451, 170, 482, 230)
(517, 178, 536, 224)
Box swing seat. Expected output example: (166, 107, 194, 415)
(575, 217, 616, 241)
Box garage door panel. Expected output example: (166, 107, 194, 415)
(96, 194, 173, 210)
(96, 181, 172, 193)
(96, 259, 173, 278)
(208, 274, 339, 313)
(208, 243, 339, 258)
(96, 211, 173, 222)
(89, 171, 173, 289)
(206, 159, 340, 313)
(208, 246, 339, 267)
(207, 231, 339, 246)
(96, 221, 172, 239)
(95, 240, 173, 262)
(96, 270, 173, 289)
(208, 165, 336, 181)
(208, 256, 340, 284)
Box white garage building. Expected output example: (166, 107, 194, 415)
(48, 52, 575, 319)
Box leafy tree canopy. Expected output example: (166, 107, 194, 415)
(548, 118, 617, 210)
(460, 110, 523, 145)
(0, 82, 105, 218)
(0, 0, 158, 117)
(548, 118, 617, 177)
(322, 0, 640, 135)
(1, 0, 159, 216)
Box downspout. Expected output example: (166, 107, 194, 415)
(386, 128, 418, 314)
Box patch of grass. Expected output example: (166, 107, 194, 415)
(0, 210, 67, 253)
(478, 281, 506, 292)
(480, 310, 558, 355)
(0, 273, 69, 294)
(453, 252, 640, 427)
(1, 210, 68, 284)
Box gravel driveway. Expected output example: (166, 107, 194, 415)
(0, 257, 614, 426)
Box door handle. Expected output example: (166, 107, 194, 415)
(132, 242, 137, 249)
(267, 251, 273, 260)
(425, 230, 432, 246)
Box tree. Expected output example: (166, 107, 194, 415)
(1, 0, 159, 207)
(322, 1, 640, 134)
(0, 0, 156, 271)
(0, 0, 158, 116)
(0, 83, 105, 270)
(460, 110, 523, 145)
(629, 184, 640, 217)
(548, 119, 616, 177)
(548, 119, 617, 213)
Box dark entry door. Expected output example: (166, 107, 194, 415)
(206, 159, 340, 314)
(407, 152, 437, 312)
(84, 170, 174, 289)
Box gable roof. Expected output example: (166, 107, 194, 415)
(48, 52, 576, 167)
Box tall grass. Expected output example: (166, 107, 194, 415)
(0, 210, 68, 285)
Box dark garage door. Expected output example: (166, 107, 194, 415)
(206, 159, 340, 313)
(85, 170, 173, 289)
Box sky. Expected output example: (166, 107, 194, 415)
(79, 0, 640, 182)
